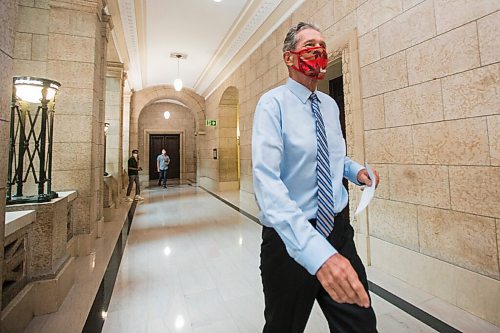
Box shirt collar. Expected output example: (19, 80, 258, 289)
(286, 77, 322, 104)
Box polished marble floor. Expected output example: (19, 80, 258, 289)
(98, 185, 500, 333)
(23, 184, 500, 333)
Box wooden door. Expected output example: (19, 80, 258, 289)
(149, 134, 180, 180)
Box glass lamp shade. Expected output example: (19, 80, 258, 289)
(163, 111, 171, 119)
(174, 78, 183, 92)
(13, 76, 61, 103)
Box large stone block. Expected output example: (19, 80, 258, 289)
(262, 65, 277, 92)
(357, 0, 403, 36)
(413, 117, 490, 165)
(407, 22, 480, 84)
(47, 60, 95, 89)
(384, 79, 443, 127)
(368, 198, 419, 251)
(52, 142, 92, 171)
(70, 196, 91, 235)
(362, 95, 385, 130)
(442, 63, 500, 120)
(53, 114, 93, 143)
(48, 33, 95, 63)
(13, 59, 47, 77)
(371, 163, 389, 199)
(365, 126, 414, 163)
(379, 0, 435, 58)
(323, 11, 357, 45)
(361, 51, 408, 97)
(418, 206, 498, 278)
(389, 164, 450, 208)
(14, 32, 32, 60)
(488, 115, 500, 166)
(16, 5, 49, 34)
(54, 87, 94, 116)
(31, 34, 48, 61)
(312, 0, 334, 29)
(49, 8, 97, 38)
(477, 11, 500, 66)
(51, 169, 92, 197)
(434, 0, 500, 34)
(0, 51, 14, 122)
(450, 166, 500, 218)
(456, 268, 500, 327)
(0, 0, 17, 57)
(358, 29, 380, 67)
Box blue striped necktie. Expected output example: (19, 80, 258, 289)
(310, 93, 335, 237)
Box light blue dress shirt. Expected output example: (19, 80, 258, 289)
(252, 77, 364, 275)
(157, 154, 170, 170)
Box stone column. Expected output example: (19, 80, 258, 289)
(43, 0, 110, 253)
(0, 0, 18, 313)
(105, 61, 124, 197)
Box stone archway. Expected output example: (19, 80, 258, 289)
(130, 85, 206, 152)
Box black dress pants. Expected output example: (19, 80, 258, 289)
(260, 211, 377, 333)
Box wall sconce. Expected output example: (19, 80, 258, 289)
(7, 76, 61, 204)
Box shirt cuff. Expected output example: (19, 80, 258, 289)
(296, 234, 338, 275)
(348, 164, 366, 186)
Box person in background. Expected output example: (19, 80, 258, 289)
(157, 148, 171, 188)
(126, 149, 144, 201)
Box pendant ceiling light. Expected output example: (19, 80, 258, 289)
(170, 53, 186, 91)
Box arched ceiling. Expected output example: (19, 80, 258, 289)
(106, 0, 304, 97)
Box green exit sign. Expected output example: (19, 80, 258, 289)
(206, 119, 217, 127)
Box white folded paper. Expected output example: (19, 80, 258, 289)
(354, 164, 376, 216)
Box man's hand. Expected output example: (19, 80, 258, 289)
(316, 253, 370, 308)
(357, 167, 380, 188)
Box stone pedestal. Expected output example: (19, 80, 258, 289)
(5, 192, 76, 279)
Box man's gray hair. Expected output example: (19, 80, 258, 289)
(282, 22, 321, 52)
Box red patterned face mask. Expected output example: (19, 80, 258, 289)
(290, 46, 328, 80)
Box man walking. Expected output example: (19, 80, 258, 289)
(252, 22, 380, 333)
(157, 148, 170, 188)
(126, 149, 144, 202)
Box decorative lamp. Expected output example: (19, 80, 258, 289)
(7, 76, 61, 204)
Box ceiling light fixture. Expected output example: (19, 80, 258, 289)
(174, 54, 183, 91)
(170, 53, 187, 92)
(163, 111, 171, 119)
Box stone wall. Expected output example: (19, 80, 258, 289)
(138, 102, 197, 182)
(11, 0, 111, 254)
(0, 0, 18, 313)
(201, 0, 500, 325)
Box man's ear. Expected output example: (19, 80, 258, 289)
(283, 51, 294, 67)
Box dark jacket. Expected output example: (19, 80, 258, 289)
(128, 157, 139, 176)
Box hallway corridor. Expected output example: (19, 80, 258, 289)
(88, 185, 496, 333)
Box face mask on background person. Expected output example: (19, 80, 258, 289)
(133, 153, 138, 159)
(162, 150, 166, 155)
(290, 46, 328, 80)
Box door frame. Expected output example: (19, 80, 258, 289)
(143, 129, 185, 183)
